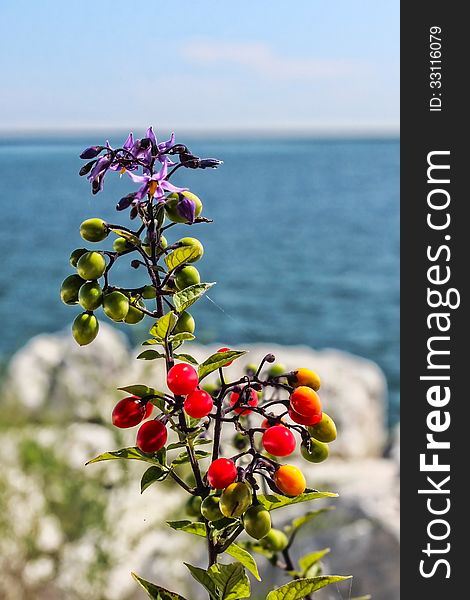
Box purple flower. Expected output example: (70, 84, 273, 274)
(126, 158, 187, 201)
(80, 145, 105, 159)
(177, 194, 196, 223)
(87, 155, 112, 194)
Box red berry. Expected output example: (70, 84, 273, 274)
(112, 396, 146, 428)
(217, 347, 233, 366)
(207, 458, 237, 489)
(262, 425, 296, 457)
(288, 407, 322, 426)
(136, 420, 168, 453)
(167, 363, 199, 395)
(229, 388, 258, 415)
(144, 402, 154, 419)
(184, 389, 214, 418)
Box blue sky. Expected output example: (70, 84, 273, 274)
(0, 1, 399, 134)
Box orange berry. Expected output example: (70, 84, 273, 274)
(289, 386, 322, 418)
(274, 464, 306, 496)
(288, 368, 321, 391)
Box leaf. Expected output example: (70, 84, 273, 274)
(185, 564, 218, 600)
(174, 353, 199, 365)
(167, 439, 212, 450)
(111, 229, 141, 247)
(265, 576, 352, 600)
(167, 521, 260, 580)
(166, 246, 202, 271)
(150, 311, 177, 340)
(298, 549, 330, 575)
(141, 465, 169, 492)
(131, 572, 188, 600)
(224, 543, 261, 581)
(169, 332, 195, 343)
(143, 338, 164, 346)
(286, 508, 334, 535)
(173, 283, 215, 313)
(171, 450, 211, 466)
(86, 447, 165, 466)
(208, 562, 250, 600)
(137, 350, 166, 361)
(258, 490, 338, 512)
(117, 384, 161, 399)
(198, 350, 247, 381)
(351, 596, 372, 600)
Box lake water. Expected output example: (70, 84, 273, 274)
(0, 137, 399, 424)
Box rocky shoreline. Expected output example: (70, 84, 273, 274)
(1, 324, 399, 599)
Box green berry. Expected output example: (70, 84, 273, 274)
(76, 251, 106, 280)
(80, 218, 108, 242)
(103, 291, 129, 322)
(307, 412, 337, 443)
(69, 248, 88, 268)
(175, 266, 201, 291)
(78, 281, 103, 311)
(300, 438, 329, 463)
(201, 495, 224, 522)
(262, 528, 288, 552)
(113, 237, 133, 253)
(243, 505, 272, 540)
(219, 482, 252, 518)
(124, 299, 145, 324)
(244, 363, 258, 375)
(186, 495, 202, 517)
(60, 274, 86, 305)
(141, 285, 157, 300)
(72, 313, 99, 346)
(174, 311, 195, 334)
(268, 363, 286, 378)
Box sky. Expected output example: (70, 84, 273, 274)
(0, 1, 399, 135)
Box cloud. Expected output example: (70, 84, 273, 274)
(180, 40, 360, 80)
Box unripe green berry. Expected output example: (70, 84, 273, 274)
(268, 363, 286, 378)
(124, 299, 145, 324)
(80, 218, 108, 242)
(165, 191, 203, 224)
(262, 528, 288, 552)
(177, 237, 204, 263)
(186, 495, 202, 517)
(201, 495, 224, 522)
(78, 281, 103, 311)
(219, 482, 252, 518)
(175, 266, 201, 291)
(141, 285, 157, 299)
(72, 312, 99, 346)
(76, 251, 106, 280)
(300, 438, 329, 463)
(174, 311, 195, 334)
(60, 274, 86, 305)
(243, 505, 272, 540)
(69, 248, 88, 267)
(103, 291, 129, 322)
(113, 237, 132, 253)
(307, 412, 337, 443)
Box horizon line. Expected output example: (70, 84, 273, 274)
(0, 123, 400, 140)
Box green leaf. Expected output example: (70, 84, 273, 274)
(286, 508, 334, 534)
(167, 439, 212, 450)
(143, 338, 164, 346)
(351, 596, 372, 600)
(131, 572, 188, 600)
(111, 229, 141, 247)
(86, 447, 165, 466)
(185, 564, 218, 600)
(141, 466, 169, 493)
(173, 283, 215, 313)
(198, 350, 247, 381)
(171, 450, 211, 466)
(117, 384, 161, 399)
(298, 549, 330, 575)
(150, 311, 177, 340)
(169, 332, 195, 343)
(166, 246, 202, 271)
(258, 490, 338, 512)
(167, 521, 260, 580)
(224, 543, 261, 581)
(174, 353, 199, 365)
(265, 576, 352, 600)
(208, 562, 250, 600)
(137, 350, 166, 361)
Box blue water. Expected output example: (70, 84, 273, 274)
(0, 137, 399, 424)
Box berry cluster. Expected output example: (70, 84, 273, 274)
(110, 356, 337, 542)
